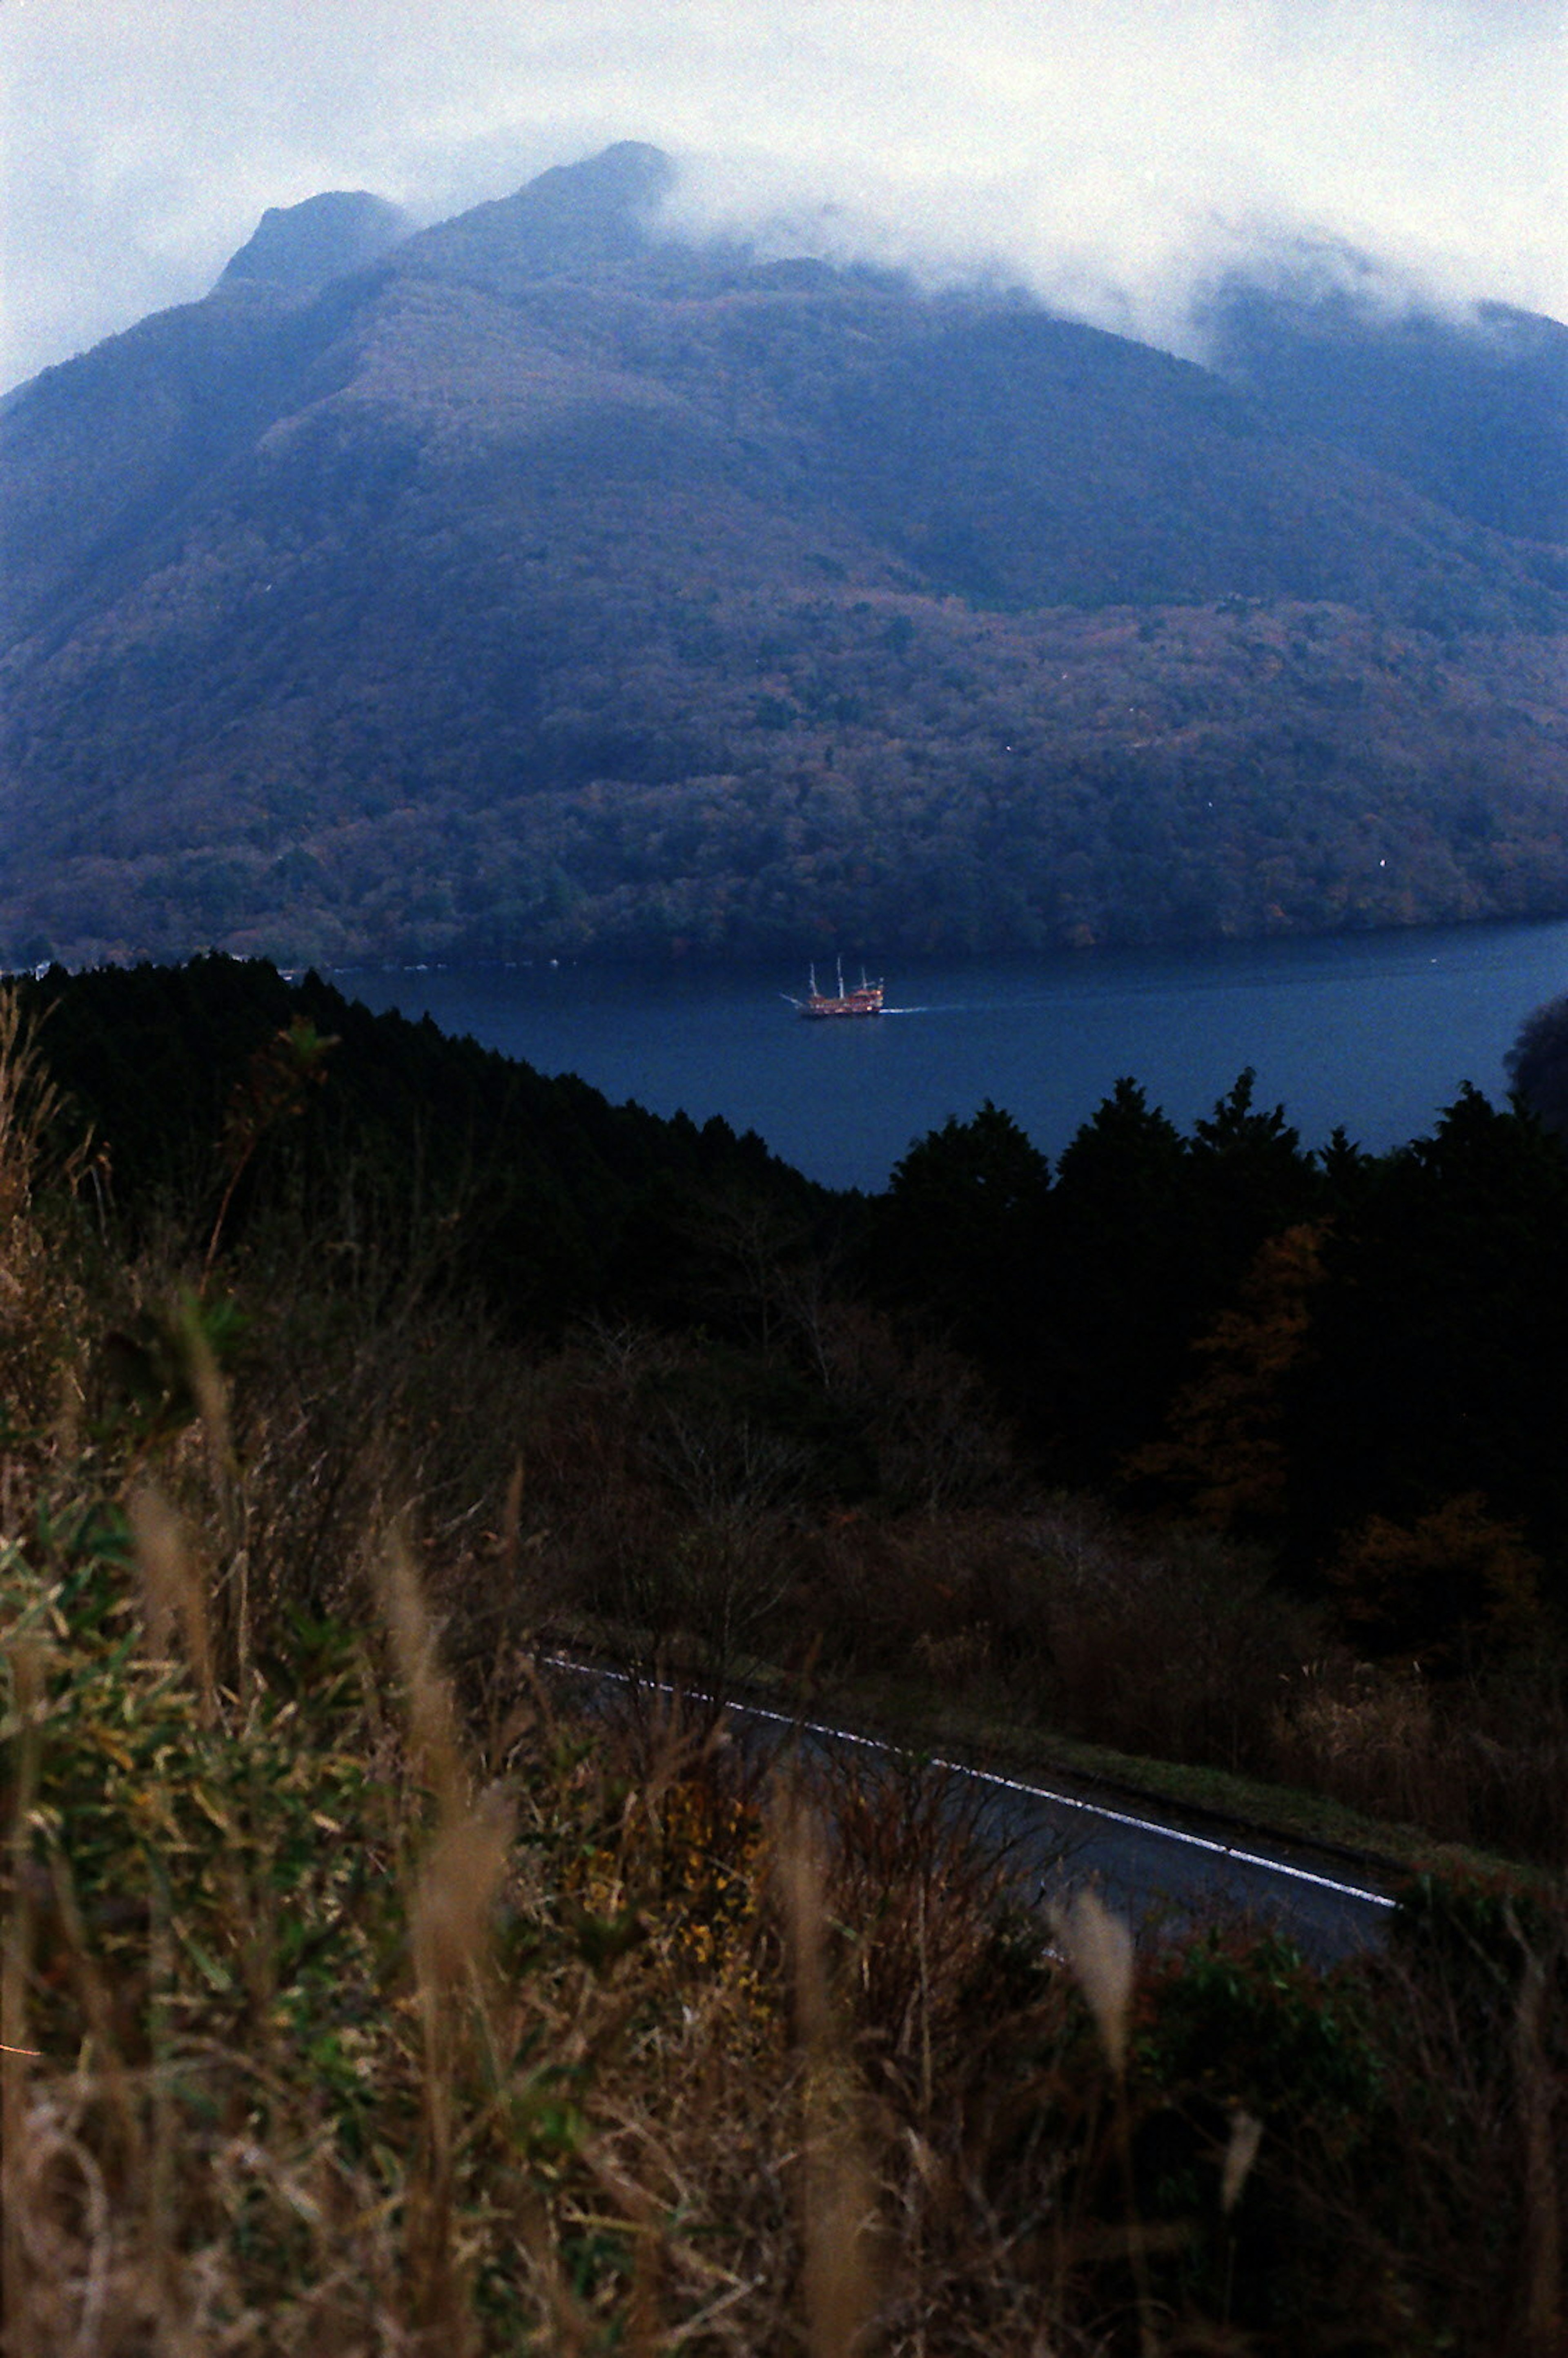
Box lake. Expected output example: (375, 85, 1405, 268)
(332, 918, 1568, 1192)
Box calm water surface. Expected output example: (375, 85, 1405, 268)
(335, 920, 1568, 1192)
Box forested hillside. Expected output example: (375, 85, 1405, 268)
(17, 955, 1568, 1857)
(4, 961, 1566, 2348)
(2, 143, 1564, 968)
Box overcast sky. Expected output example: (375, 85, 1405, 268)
(2, 0, 1563, 391)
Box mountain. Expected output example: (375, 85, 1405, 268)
(1, 143, 1565, 968)
(218, 190, 413, 296)
(1200, 256, 1568, 543)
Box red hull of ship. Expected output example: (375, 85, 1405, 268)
(799, 986, 884, 1018)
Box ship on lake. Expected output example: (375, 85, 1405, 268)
(787, 960, 885, 1019)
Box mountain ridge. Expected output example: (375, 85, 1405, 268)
(1, 143, 1564, 968)
(217, 190, 414, 297)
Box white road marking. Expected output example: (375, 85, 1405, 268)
(542, 1656, 1397, 1912)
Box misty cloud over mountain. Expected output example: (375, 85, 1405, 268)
(4, 0, 1560, 391)
(0, 143, 1563, 971)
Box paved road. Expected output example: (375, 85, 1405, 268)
(546, 1658, 1399, 1961)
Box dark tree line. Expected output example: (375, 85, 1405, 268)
(23, 957, 1568, 1664)
(20, 957, 828, 1343)
(1507, 989, 1568, 1141)
(868, 1060, 1568, 1657)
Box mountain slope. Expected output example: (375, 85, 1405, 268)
(1, 144, 1564, 967)
(218, 189, 413, 296)
(1202, 265, 1568, 545)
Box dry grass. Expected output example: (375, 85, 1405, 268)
(1273, 1652, 1568, 1861)
(0, 986, 93, 1444)
(0, 1492, 1100, 2354)
(426, 1307, 1568, 1870)
(5, 1451, 1564, 2353)
(3, 985, 1565, 2353)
